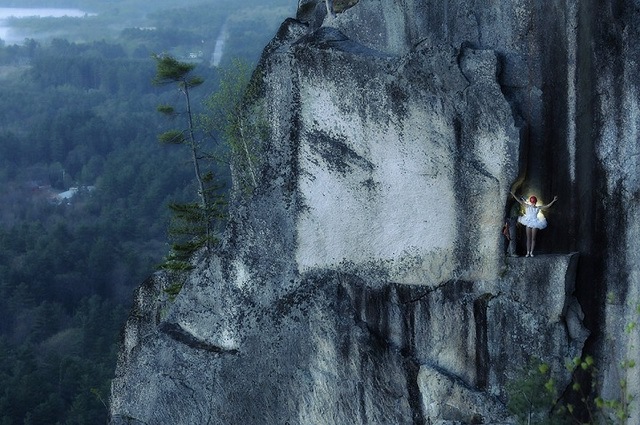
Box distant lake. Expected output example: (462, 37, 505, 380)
(0, 7, 95, 43)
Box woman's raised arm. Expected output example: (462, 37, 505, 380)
(541, 195, 558, 209)
(510, 191, 525, 205)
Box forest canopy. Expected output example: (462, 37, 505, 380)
(0, 0, 294, 422)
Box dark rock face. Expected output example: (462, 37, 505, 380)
(111, 257, 584, 424)
(110, 1, 639, 423)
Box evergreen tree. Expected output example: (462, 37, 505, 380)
(153, 54, 226, 268)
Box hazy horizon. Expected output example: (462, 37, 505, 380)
(0, 0, 297, 46)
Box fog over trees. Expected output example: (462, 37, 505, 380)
(0, 0, 295, 422)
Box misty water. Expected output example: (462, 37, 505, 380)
(0, 7, 94, 43)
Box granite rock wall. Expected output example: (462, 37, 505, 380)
(110, 0, 640, 423)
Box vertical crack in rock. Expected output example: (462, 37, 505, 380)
(452, 116, 468, 266)
(404, 355, 427, 425)
(473, 293, 493, 389)
(340, 278, 426, 424)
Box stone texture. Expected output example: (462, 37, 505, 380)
(291, 42, 517, 284)
(111, 0, 640, 423)
(111, 254, 585, 424)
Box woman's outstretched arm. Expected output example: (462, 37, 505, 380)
(510, 191, 525, 205)
(540, 196, 558, 209)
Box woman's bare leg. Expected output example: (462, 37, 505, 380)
(525, 227, 532, 255)
(530, 228, 537, 256)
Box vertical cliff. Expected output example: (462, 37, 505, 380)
(585, 0, 640, 414)
(110, 1, 639, 424)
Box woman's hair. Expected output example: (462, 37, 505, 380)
(529, 196, 537, 205)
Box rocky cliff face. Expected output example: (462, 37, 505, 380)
(110, 1, 639, 424)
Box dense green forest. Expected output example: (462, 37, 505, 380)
(0, 1, 294, 423)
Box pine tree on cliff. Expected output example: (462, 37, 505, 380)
(152, 54, 224, 266)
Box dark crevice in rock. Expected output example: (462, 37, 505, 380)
(397, 279, 467, 305)
(455, 43, 475, 88)
(452, 115, 471, 265)
(424, 361, 478, 392)
(572, 0, 605, 353)
(399, 289, 431, 305)
(344, 282, 399, 350)
(336, 277, 423, 423)
(333, 0, 359, 14)
(403, 355, 426, 425)
(159, 322, 239, 355)
(342, 281, 425, 424)
(473, 293, 494, 389)
(294, 27, 396, 58)
(356, 381, 367, 424)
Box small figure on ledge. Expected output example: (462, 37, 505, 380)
(510, 191, 558, 257)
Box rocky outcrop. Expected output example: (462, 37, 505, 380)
(111, 253, 586, 424)
(111, 0, 640, 423)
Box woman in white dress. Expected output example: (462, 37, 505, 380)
(510, 192, 558, 257)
